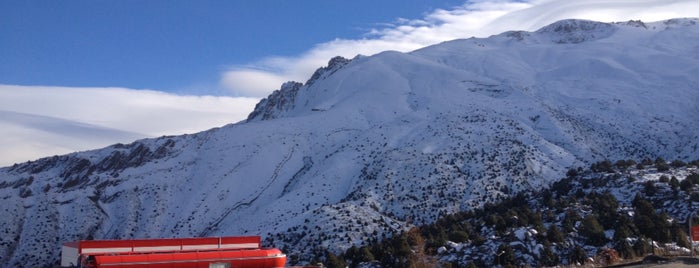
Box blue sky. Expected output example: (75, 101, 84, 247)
(1, 0, 464, 95)
(1, 0, 698, 166)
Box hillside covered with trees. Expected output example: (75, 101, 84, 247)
(312, 158, 699, 267)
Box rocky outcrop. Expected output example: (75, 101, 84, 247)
(305, 56, 351, 87)
(246, 56, 352, 122)
(246, 81, 303, 122)
(536, 19, 616, 43)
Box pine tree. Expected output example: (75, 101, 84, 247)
(589, 192, 619, 229)
(580, 215, 607, 246)
(669, 176, 680, 190)
(326, 252, 346, 268)
(633, 195, 671, 242)
(539, 245, 559, 266)
(612, 216, 635, 242)
(546, 224, 565, 244)
(495, 244, 516, 267)
(614, 240, 635, 259)
(562, 209, 581, 233)
(670, 159, 686, 168)
(671, 225, 690, 249)
(568, 245, 588, 265)
(655, 157, 670, 171)
(681, 177, 694, 192)
(643, 180, 657, 196)
(633, 237, 652, 256)
(688, 173, 699, 184)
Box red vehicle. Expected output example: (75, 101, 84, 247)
(61, 236, 286, 268)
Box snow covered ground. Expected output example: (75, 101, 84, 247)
(1, 18, 698, 266)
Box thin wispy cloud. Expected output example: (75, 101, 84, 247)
(0, 85, 258, 166)
(0, 85, 258, 135)
(220, 0, 699, 97)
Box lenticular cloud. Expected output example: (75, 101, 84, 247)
(0, 85, 259, 166)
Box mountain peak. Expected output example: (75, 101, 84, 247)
(305, 56, 352, 86)
(246, 81, 303, 122)
(246, 56, 352, 122)
(536, 19, 616, 43)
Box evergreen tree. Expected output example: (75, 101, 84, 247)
(495, 244, 516, 267)
(345, 246, 359, 268)
(392, 236, 412, 259)
(448, 230, 469, 243)
(670, 159, 686, 168)
(688, 173, 699, 184)
(551, 177, 573, 196)
(643, 180, 657, 196)
(633, 237, 652, 256)
(671, 225, 690, 249)
(589, 192, 619, 229)
(612, 216, 636, 242)
(615, 159, 636, 170)
(546, 224, 565, 244)
(690, 159, 699, 167)
(566, 167, 580, 177)
(326, 252, 346, 268)
(562, 209, 581, 233)
(633, 195, 671, 242)
(614, 240, 635, 259)
(568, 245, 588, 265)
(669, 176, 680, 190)
(681, 177, 694, 192)
(591, 160, 614, 173)
(655, 157, 669, 172)
(634, 214, 656, 240)
(580, 214, 607, 246)
(539, 245, 559, 266)
(359, 246, 375, 262)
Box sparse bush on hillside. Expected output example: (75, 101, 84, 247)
(332, 159, 698, 267)
(670, 159, 686, 168)
(644, 180, 657, 196)
(591, 159, 614, 173)
(615, 159, 636, 170)
(687, 173, 699, 184)
(689, 159, 699, 167)
(669, 176, 680, 189)
(655, 157, 670, 171)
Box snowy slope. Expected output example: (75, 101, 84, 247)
(1, 18, 699, 266)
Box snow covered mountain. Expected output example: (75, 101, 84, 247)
(1, 18, 699, 267)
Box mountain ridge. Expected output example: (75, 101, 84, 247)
(1, 18, 698, 266)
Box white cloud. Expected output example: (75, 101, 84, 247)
(220, 69, 288, 97)
(0, 85, 259, 166)
(220, 0, 699, 97)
